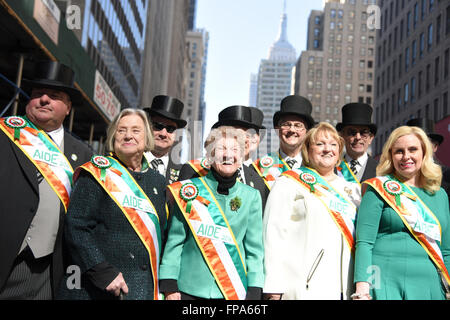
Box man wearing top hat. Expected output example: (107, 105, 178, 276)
(336, 103, 378, 185)
(143, 95, 187, 185)
(253, 95, 315, 190)
(0, 61, 93, 299)
(178, 105, 270, 210)
(406, 118, 449, 198)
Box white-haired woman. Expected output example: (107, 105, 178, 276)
(58, 108, 167, 300)
(160, 126, 264, 300)
(353, 126, 450, 300)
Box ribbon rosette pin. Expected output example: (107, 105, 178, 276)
(91, 155, 112, 181)
(180, 183, 199, 213)
(200, 158, 211, 170)
(259, 156, 274, 176)
(5, 116, 27, 141)
(300, 172, 317, 193)
(384, 180, 403, 206)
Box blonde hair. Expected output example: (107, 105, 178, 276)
(301, 122, 345, 169)
(377, 126, 442, 193)
(105, 108, 154, 153)
(204, 126, 247, 164)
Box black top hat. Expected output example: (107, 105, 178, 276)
(21, 61, 81, 103)
(273, 95, 315, 129)
(143, 95, 187, 128)
(336, 103, 377, 135)
(212, 105, 260, 130)
(406, 118, 444, 145)
(249, 107, 266, 130)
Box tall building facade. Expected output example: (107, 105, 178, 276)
(184, 29, 208, 123)
(255, 5, 297, 152)
(80, 0, 148, 109)
(373, 0, 450, 162)
(293, 0, 378, 127)
(248, 73, 258, 106)
(140, 0, 190, 106)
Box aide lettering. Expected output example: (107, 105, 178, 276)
(33, 149, 60, 166)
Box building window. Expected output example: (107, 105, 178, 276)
(427, 23, 433, 51)
(443, 91, 448, 116)
(411, 77, 416, 102)
(405, 47, 410, 72)
(404, 83, 409, 105)
(444, 48, 449, 79)
(411, 40, 417, 66)
(426, 63, 431, 92)
(435, 56, 440, 86)
(436, 15, 441, 45)
(420, 32, 425, 58)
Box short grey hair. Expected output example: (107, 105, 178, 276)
(105, 108, 154, 153)
(204, 126, 247, 165)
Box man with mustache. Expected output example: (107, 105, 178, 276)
(253, 95, 315, 190)
(143, 95, 187, 184)
(0, 61, 92, 299)
(336, 103, 378, 185)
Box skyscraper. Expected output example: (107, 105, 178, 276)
(293, 0, 378, 127)
(372, 0, 450, 161)
(255, 2, 297, 152)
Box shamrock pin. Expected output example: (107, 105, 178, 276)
(230, 196, 242, 212)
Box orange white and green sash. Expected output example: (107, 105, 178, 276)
(188, 158, 210, 177)
(282, 167, 357, 251)
(0, 116, 73, 211)
(253, 152, 291, 190)
(75, 155, 162, 299)
(364, 175, 450, 287)
(337, 160, 361, 186)
(168, 178, 248, 300)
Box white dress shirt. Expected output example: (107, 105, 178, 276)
(144, 151, 169, 177)
(344, 152, 368, 181)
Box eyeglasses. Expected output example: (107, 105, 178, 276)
(279, 122, 306, 131)
(344, 128, 372, 138)
(152, 121, 177, 133)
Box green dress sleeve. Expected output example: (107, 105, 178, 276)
(243, 189, 264, 288)
(354, 185, 385, 283)
(159, 203, 188, 281)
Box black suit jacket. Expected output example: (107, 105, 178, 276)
(0, 129, 92, 295)
(178, 162, 270, 213)
(361, 156, 378, 183)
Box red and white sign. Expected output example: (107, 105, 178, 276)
(94, 70, 121, 121)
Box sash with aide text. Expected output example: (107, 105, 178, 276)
(75, 155, 162, 299)
(337, 160, 361, 186)
(364, 175, 450, 287)
(282, 167, 357, 252)
(168, 177, 248, 300)
(253, 152, 291, 190)
(0, 116, 73, 211)
(188, 158, 210, 177)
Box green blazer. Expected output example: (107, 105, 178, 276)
(160, 172, 264, 299)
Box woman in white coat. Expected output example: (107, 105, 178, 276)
(263, 122, 361, 300)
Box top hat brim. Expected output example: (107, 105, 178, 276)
(21, 79, 82, 104)
(211, 119, 263, 131)
(428, 133, 444, 145)
(144, 108, 187, 128)
(273, 111, 315, 130)
(336, 122, 378, 135)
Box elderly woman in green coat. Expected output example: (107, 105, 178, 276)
(160, 126, 264, 300)
(57, 109, 167, 300)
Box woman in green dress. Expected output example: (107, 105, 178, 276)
(353, 126, 450, 300)
(160, 126, 264, 300)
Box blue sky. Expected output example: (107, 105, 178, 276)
(196, 0, 326, 130)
